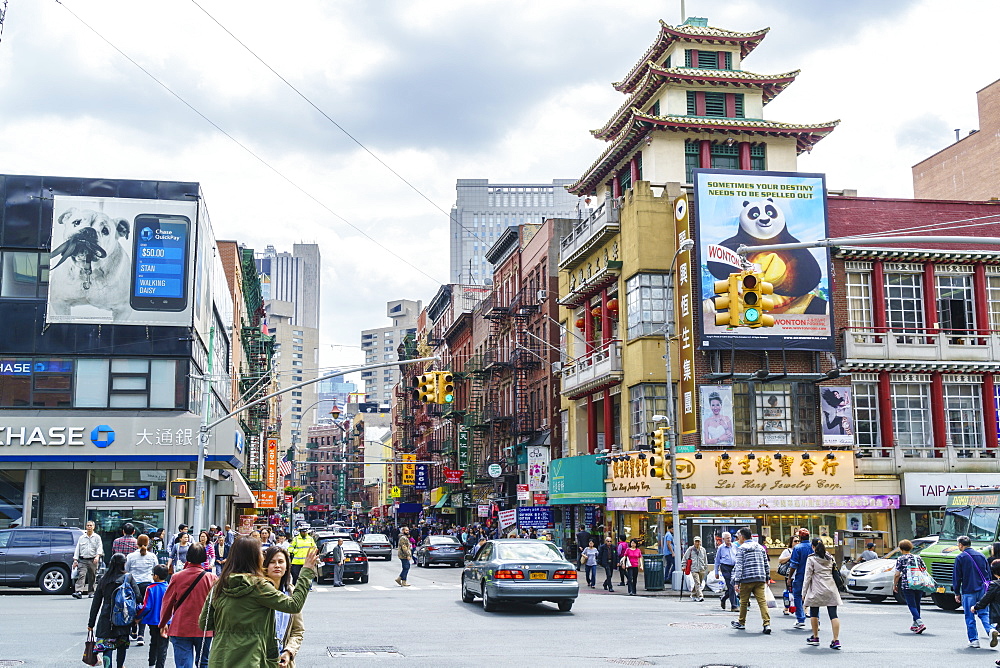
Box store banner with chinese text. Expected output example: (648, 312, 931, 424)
(674, 195, 697, 434)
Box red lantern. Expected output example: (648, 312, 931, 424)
(575, 317, 585, 329)
(607, 298, 619, 312)
(590, 306, 601, 317)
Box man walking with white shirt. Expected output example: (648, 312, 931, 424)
(72, 521, 103, 599)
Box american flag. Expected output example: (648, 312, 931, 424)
(278, 457, 292, 477)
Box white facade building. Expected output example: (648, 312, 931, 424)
(361, 300, 421, 407)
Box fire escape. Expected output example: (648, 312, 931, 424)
(509, 287, 541, 438)
(238, 248, 275, 488)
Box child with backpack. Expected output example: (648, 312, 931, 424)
(87, 553, 140, 668)
(138, 565, 169, 668)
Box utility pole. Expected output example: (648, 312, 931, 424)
(193, 325, 214, 533)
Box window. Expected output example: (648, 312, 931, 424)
(625, 273, 670, 339)
(630, 384, 668, 448)
(885, 272, 924, 340)
(756, 386, 792, 445)
(852, 381, 880, 447)
(944, 382, 983, 448)
(292, 353, 303, 359)
(291, 391, 302, 397)
(0, 252, 49, 298)
(293, 330, 303, 336)
(0, 359, 73, 408)
(686, 92, 744, 118)
(891, 382, 932, 449)
(710, 143, 739, 170)
(729, 382, 816, 447)
(750, 144, 766, 170)
(292, 338, 303, 344)
(685, 140, 700, 183)
(293, 346, 303, 352)
(936, 271, 975, 336)
(683, 49, 731, 70)
(987, 273, 1000, 331)
(846, 271, 873, 330)
(649, 100, 660, 116)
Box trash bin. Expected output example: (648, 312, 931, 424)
(643, 555, 665, 591)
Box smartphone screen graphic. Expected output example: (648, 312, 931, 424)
(130, 214, 191, 312)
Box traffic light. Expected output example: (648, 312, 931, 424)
(436, 371, 455, 404)
(412, 373, 436, 403)
(713, 274, 740, 327)
(740, 270, 775, 328)
(649, 428, 667, 479)
(169, 479, 195, 499)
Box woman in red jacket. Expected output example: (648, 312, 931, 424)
(159, 544, 216, 668)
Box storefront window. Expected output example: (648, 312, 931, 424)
(852, 381, 880, 448)
(944, 382, 983, 449)
(891, 382, 932, 449)
(618, 512, 660, 551)
(0, 470, 25, 528)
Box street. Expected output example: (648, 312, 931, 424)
(1, 558, 998, 667)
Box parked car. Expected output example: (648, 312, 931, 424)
(360, 533, 393, 561)
(312, 530, 346, 552)
(415, 535, 465, 567)
(0, 526, 84, 594)
(846, 536, 938, 603)
(461, 539, 579, 612)
(318, 540, 369, 584)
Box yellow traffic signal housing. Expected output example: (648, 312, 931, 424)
(436, 371, 455, 404)
(713, 275, 740, 327)
(741, 270, 776, 328)
(649, 428, 667, 479)
(412, 373, 436, 403)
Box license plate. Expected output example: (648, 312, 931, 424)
(936, 586, 946, 593)
(848, 579, 856, 586)
(530, 572, 546, 580)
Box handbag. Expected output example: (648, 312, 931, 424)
(684, 558, 692, 575)
(907, 555, 937, 594)
(831, 559, 845, 591)
(777, 561, 791, 577)
(964, 551, 992, 594)
(82, 629, 98, 666)
(618, 555, 628, 569)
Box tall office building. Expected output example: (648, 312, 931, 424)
(361, 300, 421, 406)
(255, 244, 321, 329)
(449, 179, 579, 284)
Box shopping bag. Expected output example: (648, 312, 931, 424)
(764, 585, 777, 609)
(907, 564, 937, 594)
(82, 630, 98, 666)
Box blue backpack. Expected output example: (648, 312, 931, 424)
(111, 576, 138, 627)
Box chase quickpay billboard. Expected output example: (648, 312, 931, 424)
(694, 169, 834, 351)
(47, 195, 197, 326)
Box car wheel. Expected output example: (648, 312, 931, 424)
(360, 573, 369, 584)
(386, 555, 392, 562)
(557, 599, 574, 612)
(932, 592, 962, 611)
(39, 566, 71, 595)
(482, 581, 497, 612)
(865, 595, 887, 603)
(461, 576, 476, 603)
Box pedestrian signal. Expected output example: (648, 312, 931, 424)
(170, 479, 195, 499)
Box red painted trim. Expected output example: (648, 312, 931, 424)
(738, 142, 751, 170)
(587, 395, 598, 454)
(637, 115, 838, 135)
(923, 263, 937, 336)
(630, 155, 639, 186)
(601, 288, 611, 345)
(695, 92, 706, 116)
(718, 51, 727, 69)
(877, 371, 894, 450)
(612, 175, 621, 199)
(974, 264, 990, 339)
(872, 260, 887, 337)
(930, 372, 946, 450)
(725, 93, 736, 118)
(583, 298, 595, 354)
(699, 140, 711, 169)
(603, 388, 614, 452)
(984, 374, 998, 448)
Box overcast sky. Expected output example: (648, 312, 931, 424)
(1, 0, 997, 377)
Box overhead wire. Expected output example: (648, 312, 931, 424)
(836, 211, 1000, 239)
(54, 0, 442, 285)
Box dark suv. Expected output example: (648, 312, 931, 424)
(0, 526, 84, 594)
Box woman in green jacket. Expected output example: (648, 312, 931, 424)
(199, 536, 317, 668)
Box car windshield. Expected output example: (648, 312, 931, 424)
(323, 541, 360, 552)
(429, 536, 460, 545)
(494, 542, 563, 561)
(941, 506, 971, 540)
(363, 534, 388, 543)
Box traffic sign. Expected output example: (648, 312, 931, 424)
(284, 494, 293, 503)
(390, 486, 402, 498)
(487, 463, 503, 478)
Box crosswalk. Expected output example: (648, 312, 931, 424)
(314, 583, 461, 592)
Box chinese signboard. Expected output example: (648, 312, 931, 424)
(517, 484, 529, 501)
(673, 195, 698, 434)
(402, 454, 416, 486)
(414, 464, 429, 490)
(265, 437, 279, 489)
(253, 489, 278, 509)
(444, 468, 464, 484)
(248, 435, 262, 482)
(477, 504, 490, 518)
(526, 446, 549, 492)
(517, 506, 554, 529)
(694, 169, 834, 351)
(458, 428, 470, 483)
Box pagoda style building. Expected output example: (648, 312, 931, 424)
(568, 17, 839, 197)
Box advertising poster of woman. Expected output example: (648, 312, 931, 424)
(700, 386, 734, 446)
(820, 386, 854, 445)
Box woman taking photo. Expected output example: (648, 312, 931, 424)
(87, 553, 140, 668)
(263, 546, 305, 667)
(621, 538, 644, 596)
(199, 536, 318, 666)
(802, 537, 843, 650)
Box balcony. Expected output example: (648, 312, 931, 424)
(559, 196, 620, 270)
(560, 341, 623, 398)
(854, 445, 1000, 474)
(843, 328, 1000, 364)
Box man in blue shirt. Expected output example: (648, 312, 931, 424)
(662, 524, 675, 583)
(714, 532, 738, 611)
(953, 535, 993, 648)
(788, 528, 813, 628)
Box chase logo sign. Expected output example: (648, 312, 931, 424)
(91, 425, 115, 448)
(89, 485, 150, 501)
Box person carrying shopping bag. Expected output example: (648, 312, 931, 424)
(621, 539, 644, 596)
(682, 537, 709, 602)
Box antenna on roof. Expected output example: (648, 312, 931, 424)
(680, 0, 686, 22)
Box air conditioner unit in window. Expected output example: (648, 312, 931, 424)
(537, 289, 547, 302)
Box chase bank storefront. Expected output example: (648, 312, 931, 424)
(0, 413, 251, 550)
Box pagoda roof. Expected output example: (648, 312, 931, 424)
(615, 20, 770, 94)
(592, 63, 800, 141)
(567, 110, 840, 195)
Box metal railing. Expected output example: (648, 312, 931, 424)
(842, 327, 1000, 362)
(559, 196, 620, 267)
(854, 445, 1000, 473)
(560, 341, 623, 395)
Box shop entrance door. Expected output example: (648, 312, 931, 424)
(88, 507, 164, 558)
(688, 517, 762, 566)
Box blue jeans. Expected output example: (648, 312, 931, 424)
(399, 558, 410, 582)
(719, 564, 737, 609)
(170, 636, 212, 668)
(901, 589, 922, 623)
(793, 584, 806, 623)
(664, 555, 675, 581)
(962, 592, 993, 642)
(585, 564, 597, 586)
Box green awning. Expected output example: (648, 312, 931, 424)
(434, 493, 451, 509)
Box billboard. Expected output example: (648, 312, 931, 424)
(694, 169, 833, 350)
(526, 445, 550, 492)
(820, 386, 855, 446)
(700, 386, 734, 446)
(47, 195, 198, 326)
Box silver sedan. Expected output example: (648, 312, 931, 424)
(461, 539, 580, 612)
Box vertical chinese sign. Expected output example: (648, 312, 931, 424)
(674, 195, 697, 435)
(402, 453, 416, 486)
(458, 428, 470, 483)
(265, 437, 279, 489)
